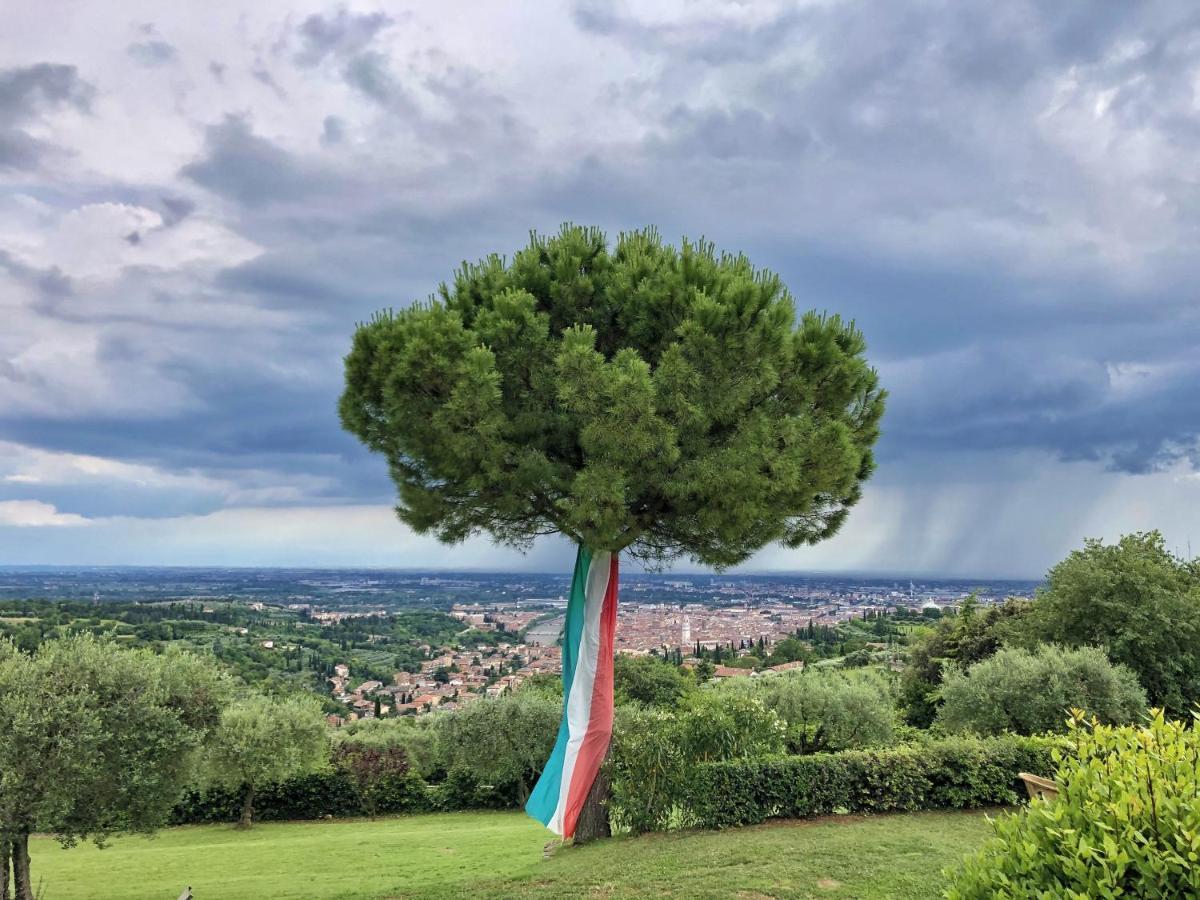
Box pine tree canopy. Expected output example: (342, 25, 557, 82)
(339, 224, 886, 569)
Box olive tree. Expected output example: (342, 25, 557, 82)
(435, 690, 561, 805)
(758, 669, 896, 754)
(204, 693, 329, 828)
(936, 645, 1147, 736)
(0, 635, 227, 899)
(339, 225, 885, 837)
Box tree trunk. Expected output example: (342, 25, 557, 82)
(573, 764, 611, 844)
(238, 784, 255, 829)
(11, 833, 32, 900)
(1, 833, 10, 900)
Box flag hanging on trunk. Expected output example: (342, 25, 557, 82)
(525, 546, 618, 838)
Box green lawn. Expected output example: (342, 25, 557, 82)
(31, 809, 993, 899)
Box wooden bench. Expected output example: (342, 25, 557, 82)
(1018, 772, 1059, 802)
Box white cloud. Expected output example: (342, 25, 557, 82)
(0, 441, 340, 508)
(2, 200, 259, 282)
(0, 500, 90, 527)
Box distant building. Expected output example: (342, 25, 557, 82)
(713, 665, 750, 678)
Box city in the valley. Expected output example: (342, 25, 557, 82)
(0, 566, 1034, 722)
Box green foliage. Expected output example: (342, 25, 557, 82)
(518, 673, 563, 698)
(332, 743, 412, 818)
(936, 645, 1147, 736)
(607, 687, 786, 834)
(0, 635, 227, 897)
(174, 772, 359, 823)
(759, 669, 896, 754)
(340, 224, 885, 567)
(677, 689, 787, 762)
(426, 766, 515, 811)
(203, 693, 330, 826)
(683, 734, 1058, 830)
(1022, 531, 1200, 714)
(332, 716, 441, 780)
(946, 710, 1200, 898)
(0, 635, 227, 844)
(899, 599, 1029, 727)
(614, 653, 694, 706)
(765, 635, 809, 666)
(608, 706, 690, 834)
(434, 690, 560, 804)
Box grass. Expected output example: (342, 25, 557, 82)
(30, 809, 992, 900)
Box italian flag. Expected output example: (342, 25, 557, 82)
(525, 546, 618, 838)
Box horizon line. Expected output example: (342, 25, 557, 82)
(0, 562, 1045, 582)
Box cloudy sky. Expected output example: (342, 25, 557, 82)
(2, 1, 1199, 577)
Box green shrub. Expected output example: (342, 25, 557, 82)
(945, 710, 1200, 898)
(173, 769, 436, 823)
(936, 645, 1147, 736)
(682, 734, 1057, 829)
(426, 765, 514, 811)
(173, 771, 360, 823)
(677, 688, 787, 762)
(614, 654, 695, 706)
(332, 716, 441, 779)
(435, 690, 560, 805)
(1021, 531, 1200, 715)
(608, 706, 689, 834)
(607, 691, 787, 834)
(758, 668, 896, 753)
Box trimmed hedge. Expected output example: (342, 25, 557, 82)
(681, 734, 1059, 829)
(171, 734, 1060, 830)
(172, 770, 434, 824)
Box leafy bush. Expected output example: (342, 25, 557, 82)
(426, 765, 514, 811)
(332, 744, 410, 817)
(174, 771, 359, 823)
(946, 710, 1200, 898)
(614, 654, 694, 706)
(173, 769, 432, 823)
(332, 716, 441, 779)
(434, 690, 559, 804)
(758, 669, 896, 753)
(936, 645, 1147, 736)
(677, 689, 787, 762)
(608, 706, 689, 834)
(608, 691, 785, 834)
(682, 733, 1057, 829)
(899, 597, 1030, 727)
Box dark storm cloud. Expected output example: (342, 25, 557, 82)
(159, 195, 194, 226)
(127, 39, 176, 66)
(294, 9, 395, 67)
(552, 1, 1200, 476)
(0, 250, 72, 301)
(0, 62, 92, 169)
(320, 114, 345, 146)
(10, 1, 1200, 556)
(342, 50, 405, 106)
(179, 115, 337, 204)
(0, 62, 93, 122)
(251, 66, 288, 100)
